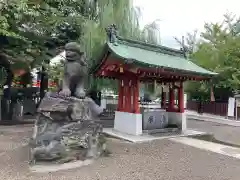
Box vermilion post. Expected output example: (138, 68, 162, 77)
(122, 80, 127, 112)
(125, 79, 132, 112)
(178, 81, 184, 113)
(117, 79, 123, 111)
(121, 78, 127, 112)
(133, 77, 140, 113)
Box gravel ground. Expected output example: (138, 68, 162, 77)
(188, 119, 240, 145)
(2, 123, 240, 180)
(0, 125, 32, 152)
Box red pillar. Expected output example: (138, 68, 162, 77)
(117, 79, 123, 111)
(133, 77, 140, 113)
(121, 78, 131, 112)
(122, 81, 127, 112)
(125, 79, 132, 112)
(178, 81, 184, 113)
(168, 83, 175, 111)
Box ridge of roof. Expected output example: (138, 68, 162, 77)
(117, 36, 185, 58)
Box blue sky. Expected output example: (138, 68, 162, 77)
(134, 0, 240, 48)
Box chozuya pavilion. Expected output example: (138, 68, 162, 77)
(91, 26, 217, 136)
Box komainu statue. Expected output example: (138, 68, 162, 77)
(59, 42, 88, 98)
(29, 42, 108, 165)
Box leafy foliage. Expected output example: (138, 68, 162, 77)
(176, 13, 240, 100)
(0, 0, 87, 70)
(46, 61, 64, 90)
(0, 0, 162, 93)
(80, 0, 160, 90)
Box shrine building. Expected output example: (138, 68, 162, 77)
(91, 31, 217, 136)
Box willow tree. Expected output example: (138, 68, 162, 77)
(46, 0, 161, 93)
(142, 20, 161, 45)
(81, 0, 144, 91)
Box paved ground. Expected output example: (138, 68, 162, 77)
(188, 119, 240, 145)
(1, 123, 240, 180)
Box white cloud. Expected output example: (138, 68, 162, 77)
(134, 0, 240, 48)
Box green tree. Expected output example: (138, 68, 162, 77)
(174, 30, 198, 56)
(0, 0, 90, 69)
(46, 61, 64, 90)
(81, 0, 149, 91)
(142, 20, 161, 45)
(1, 0, 161, 93)
(177, 14, 240, 100)
(0, 0, 97, 92)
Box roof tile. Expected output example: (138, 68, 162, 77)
(107, 38, 217, 76)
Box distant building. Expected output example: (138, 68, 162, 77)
(50, 51, 66, 65)
(31, 52, 65, 87)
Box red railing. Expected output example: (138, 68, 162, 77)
(12, 80, 57, 87)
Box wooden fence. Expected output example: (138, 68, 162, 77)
(187, 100, 228, 116)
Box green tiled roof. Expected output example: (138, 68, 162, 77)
(91, 37, 217, 77)
(107, 38, 217, 76)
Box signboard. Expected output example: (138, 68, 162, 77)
(227, 97, 235, 117)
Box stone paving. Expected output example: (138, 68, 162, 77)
(1, 123, 240, 179)
(188, 119, 240, 145)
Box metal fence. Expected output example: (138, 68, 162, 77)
(0, 93, 41, 121)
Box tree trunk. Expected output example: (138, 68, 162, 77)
(2, 70, 13, 121)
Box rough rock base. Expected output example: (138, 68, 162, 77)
(29, 92, 108, 165)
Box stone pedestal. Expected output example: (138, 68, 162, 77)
(167, 112, 187, 131)
(114, 111, 142, 135)
(29, 92, 107, 164)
